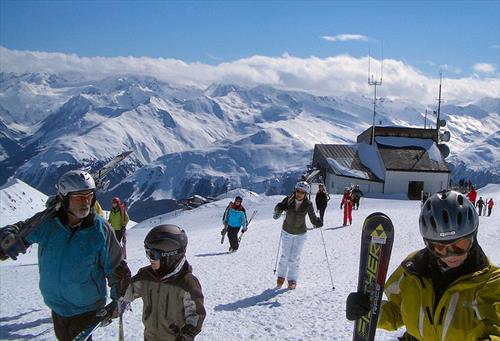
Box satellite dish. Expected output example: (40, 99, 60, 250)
(438, 144, 450, 158)
(440, 131, 451, 142)
(438, 119, 447, 127)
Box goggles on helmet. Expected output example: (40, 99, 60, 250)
(425, 235, 474, 257)
(145, 247, 180, 261)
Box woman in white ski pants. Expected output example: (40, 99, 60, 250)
(277, 230, 307, 282)
(274, 181, 323, 289)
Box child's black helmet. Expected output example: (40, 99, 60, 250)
(419, 190, 478, 242)
(144, 224, 188, 273)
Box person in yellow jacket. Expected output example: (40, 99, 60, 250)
(346, 190, 500, 341)
(108, 197, 129, 242)
(94, 200, 104, 218)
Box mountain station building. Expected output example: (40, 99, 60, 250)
(311, 126, 451, 199)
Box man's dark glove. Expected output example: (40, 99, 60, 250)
(0, 225, 29, 261)
(110, 260, 131, 300)
(175, 325, 197, 341)
(346, 292, 371, 320)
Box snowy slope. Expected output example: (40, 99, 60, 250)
(0, 178, 48, 226)
(1, 185, 499, 340)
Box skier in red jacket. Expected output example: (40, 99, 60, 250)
(466, 186, 477, 206)
(340, 187, 354, 226)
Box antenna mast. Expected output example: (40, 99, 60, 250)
(368, 43, 383, 145)
(435, 72, 443, 132)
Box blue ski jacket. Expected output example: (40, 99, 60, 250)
(223, 202, 247, 229)
(24, 213, 123, 317)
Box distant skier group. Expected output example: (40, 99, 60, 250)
(0, 169, 498, 341)
(466, 185, 495, 217)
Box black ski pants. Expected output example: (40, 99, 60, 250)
(227, 226, 241, 251)
(52, 309, 97, 341)
(114, 229, 124, 243)
(317, 206, 327, 223)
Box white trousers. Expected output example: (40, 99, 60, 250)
(277, 230, 307, 282)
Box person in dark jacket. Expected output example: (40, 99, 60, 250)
(222, 196, 247, 252)
(124, 224, 205, 341)
(351, 185, 364, 210)
(476, 197, 485, 216)
(273, 181, 323, 289)
(0, 170, 130, 341)
(315, 183, 330, 223)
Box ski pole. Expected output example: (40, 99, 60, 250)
(273, 229, 283, 274)
(319, 227, 335, 290)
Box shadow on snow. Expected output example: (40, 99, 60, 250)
(214, 288, 288, 311)
(195, 251, 232, 257)
(0, 309, 52, 340)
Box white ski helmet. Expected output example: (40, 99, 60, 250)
(419, 190, 478, 242)
(294, 181, 310, 194)
(57, 170, 96, 197)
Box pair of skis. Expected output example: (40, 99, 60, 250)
(220, 210, 257, 244)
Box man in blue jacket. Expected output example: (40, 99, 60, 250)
(0, 170, 131, 341)
(222, 196, 247, 252)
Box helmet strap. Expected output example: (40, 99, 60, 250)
(159, 256, 186, 280)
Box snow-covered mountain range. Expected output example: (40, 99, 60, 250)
(0, 72, 498, 220)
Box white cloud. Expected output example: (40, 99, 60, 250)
(321, 34, 369, 42)
(0, 46, 498, 104)
(472, 63, 496, 73)
(489, 44, 500, 49)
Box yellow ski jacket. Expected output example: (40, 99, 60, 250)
(378, 248, 500, 341)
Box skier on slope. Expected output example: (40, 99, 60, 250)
(466, 185, 477, 206)
(0, 170, 131, 341)
(221, 196, 247, 252)
(351, 184, 364, 210)
(346, 190, 500, 340)
(273, 181, 323, 289)
(315, 183, 330, 224)
(476, 196, 485, 216)
(108, 197, 129, 243)
(122, 224, 206, 340)
(340, 187, 354, 226)
(487, 198, 494, 216)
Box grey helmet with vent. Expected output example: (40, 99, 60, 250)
(57, 170, 96, 197)
(419, 190, 478, 242)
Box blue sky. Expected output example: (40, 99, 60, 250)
(0, 1, 498, 78)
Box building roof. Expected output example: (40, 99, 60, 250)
(314, 144, 383, 181)
(357, 125, 439, 144)
(377, 145, 450, 172)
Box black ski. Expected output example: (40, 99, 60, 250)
(238, 210, 258, 243)
(0, 150, 133, 257)
(220, 226, 227, 244)
(353, 212, 394, 341)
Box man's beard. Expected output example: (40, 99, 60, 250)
(71, 205, 90, 219)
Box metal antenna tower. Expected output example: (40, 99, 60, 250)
(368, 44, 383, 144)
(435, 71, 443, 133)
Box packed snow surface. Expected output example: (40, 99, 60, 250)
(0, 184, 499, 340)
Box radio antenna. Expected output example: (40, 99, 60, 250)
(368, 42, 383, 145)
